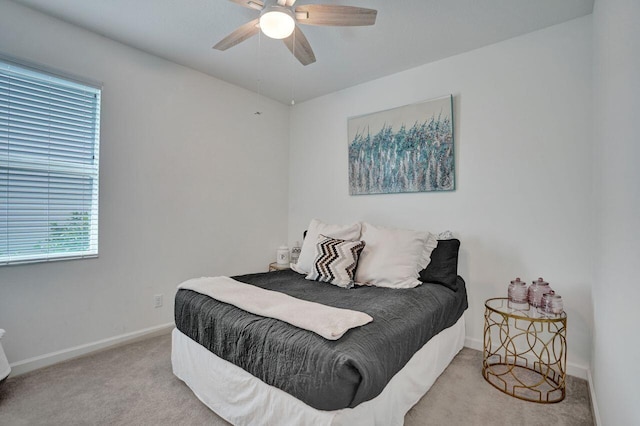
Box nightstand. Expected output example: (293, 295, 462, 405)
(482, 298, 567, 403)
(268, 262, 290, 272)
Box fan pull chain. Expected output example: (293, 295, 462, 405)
(290, 29, 296, 106)
(255, 29, 263, 115)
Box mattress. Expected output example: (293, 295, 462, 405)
(174, 269, 468, 410)
(172, 315, 466, 426)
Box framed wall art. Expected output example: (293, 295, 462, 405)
(348, 95, 455, 195)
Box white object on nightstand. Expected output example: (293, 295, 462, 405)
(276, 246, 290, 266)
(0, 329, 10, 382)
(290, 241, 301, 264)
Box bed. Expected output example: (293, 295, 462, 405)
(172, 266, 468, 425)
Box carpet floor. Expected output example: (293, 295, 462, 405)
(0, 333, 594, 425)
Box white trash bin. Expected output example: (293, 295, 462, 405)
(0, 329, 10, 383)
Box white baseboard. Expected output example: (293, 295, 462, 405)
(9, 322, 175, 377)
(587, 369, 601, 425)
(464, 336, 589, 380)
(464, 336, 483, 352)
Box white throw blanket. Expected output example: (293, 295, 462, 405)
(178, 276, 373, 340)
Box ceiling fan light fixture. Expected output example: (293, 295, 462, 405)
(217, 1, 378, 66)
(259, 6, 295, 39)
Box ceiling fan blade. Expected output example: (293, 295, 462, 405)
(228, 0, 264, 10)
(283, 26, 316, 66)
(285, 0, 297, 5)
(213, 18, 260, 51)
(295, 5, 377, 26)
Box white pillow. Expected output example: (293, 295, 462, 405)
(291, 219, 362, 275)
(355, 222, 438, 289)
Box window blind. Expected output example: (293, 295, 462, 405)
(0, 60, 101, 265)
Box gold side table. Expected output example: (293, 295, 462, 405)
(268, 262, 290, 272)
(483, 298, 567, 403)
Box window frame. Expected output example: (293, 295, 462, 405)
(0, 55, 102, 266)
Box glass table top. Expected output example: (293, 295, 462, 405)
(485, 297, 566, 322)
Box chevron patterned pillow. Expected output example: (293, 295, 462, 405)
(305, 234, 366, 289)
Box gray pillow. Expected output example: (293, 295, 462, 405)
(419, 239, 460, 291)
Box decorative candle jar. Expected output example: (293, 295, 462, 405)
(508, 277, 529, 310)
(528, 277, 553, 308)
(538, 291, 555, 314)
(548, 294, 564, 315)
(276, 246, 290, 266)
(538, 292, 564, 315)
(290, 241, 301, 264)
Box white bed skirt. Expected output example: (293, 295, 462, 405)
(172, 315, 465, 426)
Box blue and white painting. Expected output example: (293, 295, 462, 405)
(348, 95, 455, 195)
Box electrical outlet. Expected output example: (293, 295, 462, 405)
(154, 294, 163, 308)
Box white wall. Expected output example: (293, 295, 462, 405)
(288, 17, 594, 374)
(592, 0, 640, 424)
(0, 0, 290, 366)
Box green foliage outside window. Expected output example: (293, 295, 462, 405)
(47, 212, 91, 252)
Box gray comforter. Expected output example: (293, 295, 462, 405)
(174, 269, 467, 411)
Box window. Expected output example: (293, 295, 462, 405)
(0, 59, 101, 265)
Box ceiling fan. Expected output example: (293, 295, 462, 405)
(214, 0, 378, 66)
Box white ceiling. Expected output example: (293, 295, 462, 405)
(11, 0, 593, 104)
